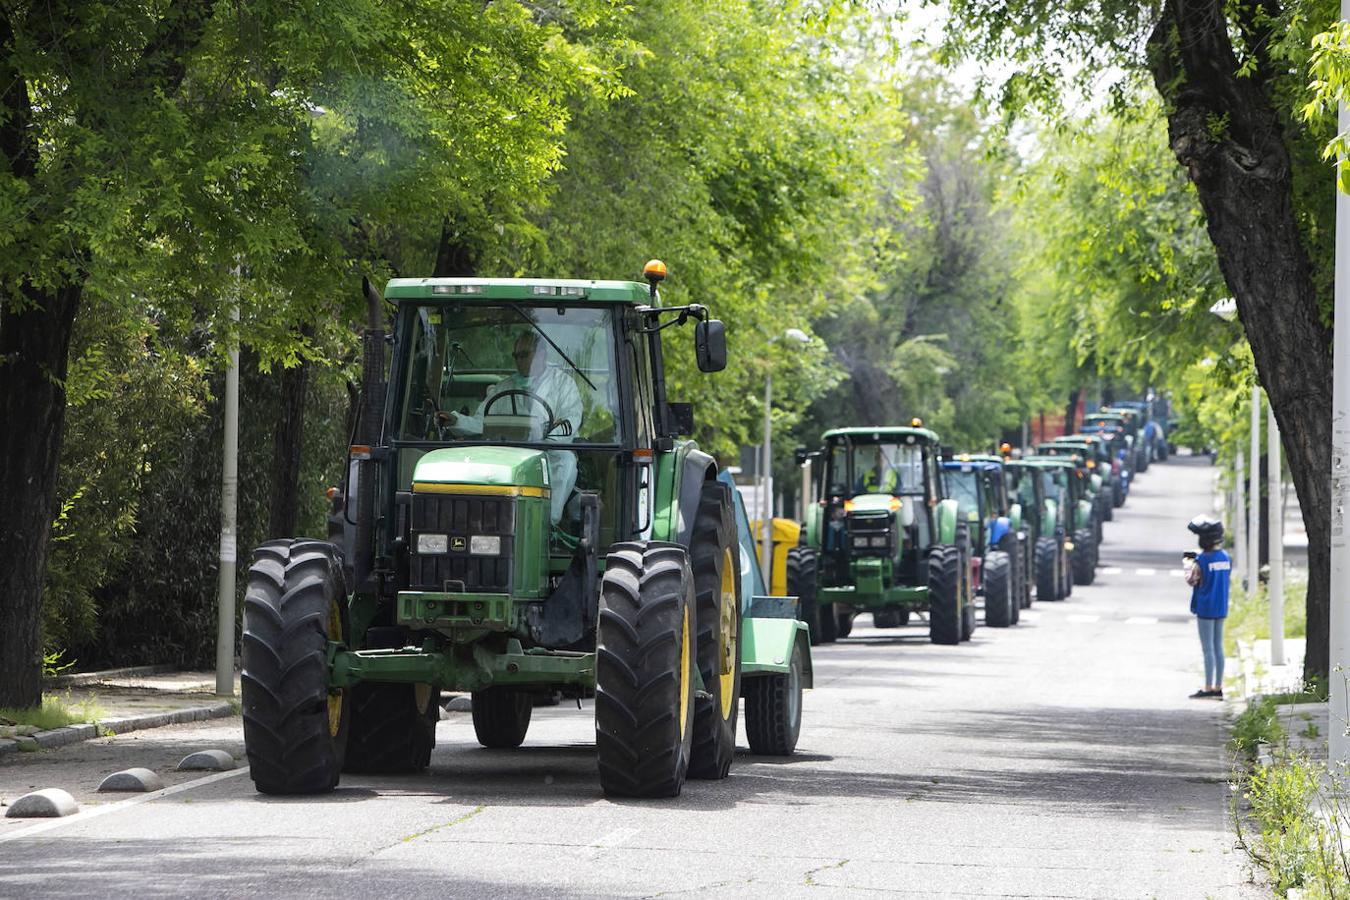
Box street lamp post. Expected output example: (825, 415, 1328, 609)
(1249, 386, 1261, 599)
(761, 329, 811, 586)
(1331, 0, 1350, 767)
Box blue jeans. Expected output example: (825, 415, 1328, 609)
(1197, 616, 1225, 686)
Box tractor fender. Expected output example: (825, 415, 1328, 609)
(804, 501, 823, 550)
(1043, 498, 1059, 538)
(1008, 502, 1022, 533)
(740, 616, 813, 688)
(1089, 473, 1102, 493)
(989, 516, 1011, 547)
(1076, 499, 1093, 531)
(653, 442, 717, 546)
(934, 498, 961, 545)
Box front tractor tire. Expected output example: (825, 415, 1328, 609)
(1034, 537, 1059, 602)
(928, 544, 962, 645)
(983, 551, 1013, 628)
(786, 546, 823, 645)
(344, 681, 439, 773)
(744, 640, 805, 756)
(241, 539, 350, 795)
(595, 542, 696, 798)
(471, 688, 533, 749)
(1072, 528, 1097, 586)
(688, 482, 743, 781)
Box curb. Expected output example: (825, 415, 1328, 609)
(0, 702, 236, 759)
(44, 664, 176, 688)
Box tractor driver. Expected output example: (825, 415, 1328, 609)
(857, 446, 899, 495)
(438, 331, 582, 525)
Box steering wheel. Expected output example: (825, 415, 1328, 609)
(482, 388, 558, 436)
(421, 397, 442, 440)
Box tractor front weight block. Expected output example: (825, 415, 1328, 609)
(397, 590, 518, 634)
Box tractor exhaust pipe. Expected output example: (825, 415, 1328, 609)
(353, 277, 387, 590)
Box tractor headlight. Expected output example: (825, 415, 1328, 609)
(852, 535, 870, 549)
(870, 536, 888, 548)
(417, 533, 449, 555)
(470, 535, 502, 556)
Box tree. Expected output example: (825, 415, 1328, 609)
(937, 0, 1339, 680)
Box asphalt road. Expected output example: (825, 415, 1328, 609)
(0, 455, 1265, 898)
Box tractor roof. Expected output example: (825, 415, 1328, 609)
(384, 277, 653, 304)
(942, 458, 1001, 472)
(822, 426, 940, 444)
(1022, 454, 1080, 468)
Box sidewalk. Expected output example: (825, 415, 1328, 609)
(0, 670, 239, 758)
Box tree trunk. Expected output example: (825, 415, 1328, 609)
(267, 352, 310, 539)
(1062, 388, 1080, 436)
(1148, 0, 1333, 679)
(433, 219, 477, 277)
(0, 286, 81, 708)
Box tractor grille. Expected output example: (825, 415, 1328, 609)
(410, 493, 515, 593)
(846, 512, 895, 558)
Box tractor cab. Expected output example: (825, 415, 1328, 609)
(941, 455, 1009, 558)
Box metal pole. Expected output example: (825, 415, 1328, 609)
(1269, 399, 1285, 667)
(1249, 385, 1261, 597)
(1330, 2, 1350, 763)
(800, 458, 811, 524)
(215, 294, 241, 697)
(1234, 446, 1245, 591)
(761, 372, 774, 585)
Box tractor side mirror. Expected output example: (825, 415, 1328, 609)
(694, 319, 727, 373)
(793, 446, 810, 466)
(668, 402, 695, 435)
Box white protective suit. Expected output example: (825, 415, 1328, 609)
(450, 365, 582, 524)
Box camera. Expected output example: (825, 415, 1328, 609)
(1182, 551, 1197, 561)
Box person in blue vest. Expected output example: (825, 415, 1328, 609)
(1184, 515, 1231, 699)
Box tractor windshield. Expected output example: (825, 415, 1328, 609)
(827, 440, 926, 497)
(944, 468, 980, 516)
(396, 304, 622, 444)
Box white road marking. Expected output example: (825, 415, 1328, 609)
(579, 827, 640, 859)
(1125, 617, 1159, 625)
(1100, 567, 1123, 576)
(1135, 568, 1158, 576)
(0, 767, 250, 843)
(1067, 614, 1100, 623)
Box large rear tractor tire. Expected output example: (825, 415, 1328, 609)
(928, 544, 962, 645)
(996, 533, 1024, 622)
(786, 547, 823, 646)
(1072, 528, 1096, 586)
(344, 682, 439, 773)
(595, 542, 696, 798)
(471, 688, 533, 749)
(744, 640, 805, 756)
(982, 551, 1013, 628)
(688, 482, 742, 781)
(1034, 537, 1059, 602)
(242, 539, 350, 795)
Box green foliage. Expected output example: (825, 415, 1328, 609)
(1230, 696, 1285, 757)
(1224, 572, 1309, 659)
(0, 694, 104, 730)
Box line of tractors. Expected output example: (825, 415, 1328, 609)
(236, 264, 1169, 800)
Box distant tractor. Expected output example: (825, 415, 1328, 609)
(1023, 453, 1099, 587)
(796, 424, 975, 645)
(1005, 459, 1073, 601)
(241, 263, 809, 800)
(941, 455, 1029, 628)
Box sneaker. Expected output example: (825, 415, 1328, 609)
(1210, 689, 1224, 700)
(1189, 689, 1215, 699)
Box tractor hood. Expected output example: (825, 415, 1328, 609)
(847, 493, 903, 513)
(411, 446, 549, 492)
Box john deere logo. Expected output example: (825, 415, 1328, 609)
(450, 536, 467, 552)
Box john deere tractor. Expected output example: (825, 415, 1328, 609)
(1023, 453, 1099, 586)
(241, 263, 810, 799)
(941, 455, 1030, 627)
(1005, 459, 1073, 601)
(794, 425, 974, 645)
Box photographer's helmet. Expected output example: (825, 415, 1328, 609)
(1187, 515, 1225, 546)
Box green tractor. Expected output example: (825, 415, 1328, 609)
(941, 454, 1032, 627)
(241, 264, 811, 799)
(1051, 433, 1119, 523)
(795, 425, 974, 645)
(1034, 440, 1107, 548)
(1005, 459, 1074, 601)
(1023, 453, 1099, 587)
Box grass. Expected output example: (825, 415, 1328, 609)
(1224, 572, 1308, 659)
(0, 693, 104, 731)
